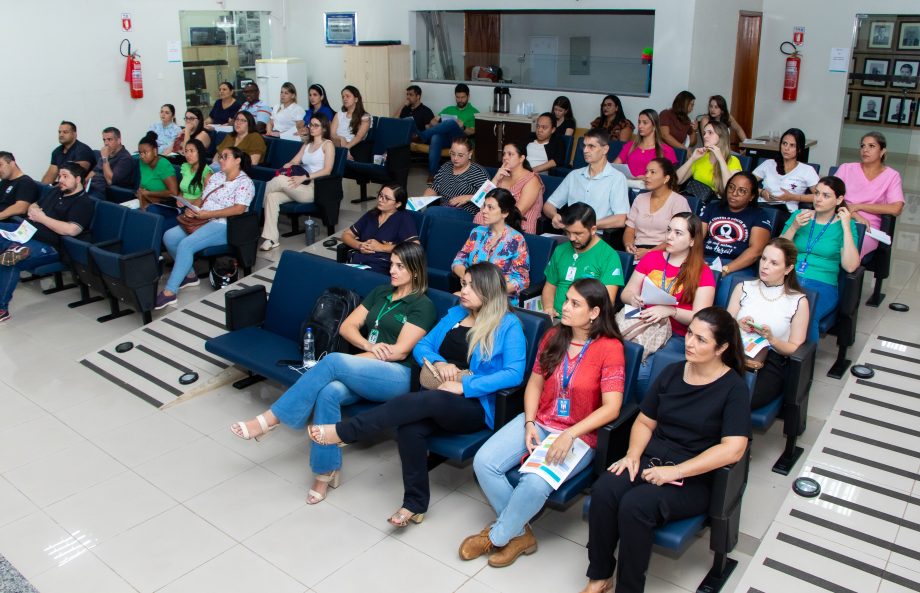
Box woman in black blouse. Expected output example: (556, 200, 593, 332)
(422, 136, 490, 215)
(580, 307, 751, 593)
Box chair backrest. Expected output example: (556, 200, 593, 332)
(622, 341, 644, 404)
(261, 135, 276, 159)
(372, 117, 413, 155)
(513, 308, 552, 374)
(422, 215, 477, 271)
(807, 163, 821, 175)
(522, 233, 557, 288)
(757, 204, 781, 236)
(732, 152, 753, 173)
(214, 131, 228, 149)
(648, 349, 686, 386)
(673, 147, 687, 165)
(331, 147, 348, 178)
(269, 139, 303, 169)
(685, 194, 702, 216)
(607, 140, 626, 162)
(120, 208, 163, 255)
(426, 287, 459, 318)
(561, 135, 574, 167)
(542, 174, 563, 203)
(572, 137, 587, 169)
(828, 165, 838, 177)
(90, 201, 127, 243)
(250, 179, 266, 214)
(424, 205, 475, 223)
(407, 209, 426, 242)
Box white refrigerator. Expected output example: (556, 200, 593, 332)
(256, 58, 308, 108)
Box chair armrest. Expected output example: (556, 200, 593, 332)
(493, 386, 526, 429)
(225, 284, 267, 331)
(594, 403, 640, 476)
(118, 250, 161, 288)
(838, 266, 865, 317)
(94, 239, 122, 252)
(786, 341, 816, 406)
(385, 144, 412, 172)
(335, 242, 352, 263)
(517, 282, 545, 307)
(708, 442, 751, 554)
(226, 211, 260, 247)
(313, 175, 344, 228)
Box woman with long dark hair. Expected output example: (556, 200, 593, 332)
(697, 95, 748, 145)
(613, 109, 678, 177)
(475, 141, 544, 234)
(460, 278, 625, 568)
(551, 96, 576, 138)
(150, 104, 183, 155)
(659, 90, 696, 150)
(213, 110, 267, 166)
(178, 139, 211, 204)
(331, 85, 371, 159)
(342, 184, 419, 274)
(752, 128, 818, 228)
(174, 108, 211, 154)
(205, 81, 242, 126)
(301, 83, 336, 126)
(590, 94, 634, 143)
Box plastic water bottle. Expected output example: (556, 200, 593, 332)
(305, 218, 317, 246)
(302, 328, 315, 368)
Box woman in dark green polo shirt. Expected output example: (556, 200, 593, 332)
(230, 242, 437, 504)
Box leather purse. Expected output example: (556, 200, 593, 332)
(420, 358, 472, 390)
(177, 183, 222, 234)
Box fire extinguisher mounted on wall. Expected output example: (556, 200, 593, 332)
(120, 39, 143, 99)
(780, 41, 800, 102)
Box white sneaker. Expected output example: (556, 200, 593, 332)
(260, 239, 279, 251)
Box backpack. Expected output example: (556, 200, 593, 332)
(299, 287, 362, 358)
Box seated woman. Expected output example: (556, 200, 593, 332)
(580, 307, 750, 593)
(833, 131, 904, 258)
(461, 279, 625, 567)
(205, 82, 242, 126)
(342, 184, 419, 274)
(260, 113, 335, 250)
(265, 82, 306, 138)
(423, 136, 490, 215)
(213, 111, 266, 167)
(136, 132, 179, 210)
(590, 95, 634, 143)
(620, 212, 715, 394)
(780, 176, 859, 323)
(475, 142, 543, 234)
(677, 120, 742, 195)
(700, 172, 772, 276)
(613, 109, 678, 178)
(453, 189, 530, 298)
(308, 262, 527, 527)
(697, 95, 748, 146)
(301, 83, 336, 127)
(727, 238, 809, 409)
(172, 108, 211, 155)
(551, 96, 576, 139)
(752, 128, 819, 228)
(624, 158, 690, 259)
(526, 113, 568, 175)
(155, 146, 254, 309)
(331, 85, 372, 160)
(230, 242, 436, 504)
(149, 104, 182, 155)
(659, 90, 697, 151)
(178, 139, 212, 206)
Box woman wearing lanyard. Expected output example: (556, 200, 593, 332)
(460, 279, 625, 568)
(780, 176, 859, 324)
(229, 242, 437, 505)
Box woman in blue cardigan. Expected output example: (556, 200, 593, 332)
(310, 262, 527, 527)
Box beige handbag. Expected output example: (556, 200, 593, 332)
(420, 358, 472, 390)
(615, 309, 673, 362)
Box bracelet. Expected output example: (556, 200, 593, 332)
(525, 420, 536, 427)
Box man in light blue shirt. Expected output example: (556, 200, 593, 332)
(542, 128, 629, 230)
(240, 83, 272, 134)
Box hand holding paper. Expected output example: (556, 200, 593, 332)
(640, 276, 678, 306)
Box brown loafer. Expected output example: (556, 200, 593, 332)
(459, 525, 496, 561)
(488, 525, 537, 567)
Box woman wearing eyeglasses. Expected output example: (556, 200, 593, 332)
(422, 136, 490, 215)
(580, 307, 750, 593)
(260, 113, 335, 250)
(213, 111, 266, 167)
(172, 108, 211, 154)
(342, 184, 419, 274)
(699, 172, 772, 277)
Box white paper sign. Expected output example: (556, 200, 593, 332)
(829, 48, 849, 72)
(167, 40, 182, 63)
(407, 196, 440, 211)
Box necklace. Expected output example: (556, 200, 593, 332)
(757, 281, 784, 302)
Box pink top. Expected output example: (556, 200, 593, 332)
(625, 191, 691, 246)
(473, 171, 544, 234)
(617, 141, 678, 177)
(835, 162, 904, 256)
(635, 249, 715, 336)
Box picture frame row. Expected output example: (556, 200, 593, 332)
(869, 21, 920, 50)
(846, 93, 918, 125)
(861, 58, 919, 89)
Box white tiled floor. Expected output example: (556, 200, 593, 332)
(0, 169, 918, 592)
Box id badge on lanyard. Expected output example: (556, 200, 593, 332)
(556, 396, 571, 417)
(565, 252, 579, 282)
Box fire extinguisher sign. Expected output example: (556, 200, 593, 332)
(792, 26, 805, 46)
(121, 13, 132, 32)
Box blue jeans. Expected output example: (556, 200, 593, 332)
(418, 119, 465, 175)
(636, 335, 686, 396)
(473, 413, 595, 546)
(162, 221, 227, 293)
(798, 275, 838, 326)
(0, 223, 61, 310)
(271, 353, 411, 473)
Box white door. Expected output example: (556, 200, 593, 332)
(529, 36, 558, 88)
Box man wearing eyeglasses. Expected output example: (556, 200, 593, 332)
(240, 83, 271, 134)
(40, 121, 96, 184)
(86, 127, 135, 199)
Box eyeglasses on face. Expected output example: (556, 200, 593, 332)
(726, 184, 750, 196)
(377, 193, 396, 202)
(184, 116, 198, 121)
(218, 153, 235, 161)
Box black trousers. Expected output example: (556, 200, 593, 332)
(751, 350, 787, 409)
(336, 390, 486, 513)
(586, 457, 711, 593)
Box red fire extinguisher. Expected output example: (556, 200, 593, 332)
(121, 39, 143, 99)
(781, 41, 800, 102)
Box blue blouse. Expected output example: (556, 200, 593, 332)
(303, 105, 337, 125)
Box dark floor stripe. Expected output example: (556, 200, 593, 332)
(819, 493, 920, 531)
(98, 351, 183, 397)
(762, 557, 857, 593)
(201, 300, 226, 313)
(135, 344, 193, 374)
(839, 410, 920, 438)
(747, 589, 767, 593)
(878, 336, 920, 350)
(886, 570, 920, 592)
(789, 508, 920, 561)
(268, 266, 277, 271)
(810, 466, 919, 505)
(830, 428, 920, 459)
(864, 363, 920, 382)
(252, 273, 273, 283)
(869, 349, 920, 366)
(822, 448, 920, 480)
(161, 317, 215, 341)
(236, 282, 251, 289)
(849, 393, 920, 419)
(141, 328, 228, 369)
(80, 360, 162, 408)
(854, 380, 920, 400)
(181, 308, 227, 330)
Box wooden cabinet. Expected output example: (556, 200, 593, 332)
(474, 114, 534, 168)
(343, 45, 410, 118)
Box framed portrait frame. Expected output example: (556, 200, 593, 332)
(324, 12, 357, 46)
(869, 21, 895, 49)
(898, 22, 920, 50)
(892, 60, 920, 90)
(886, 97, 914, 125)
(863, 58, 889, 87)
(844, 93, 851, 120)
(857, 94, 884, 122)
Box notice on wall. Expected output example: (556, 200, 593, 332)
(829, 47, 849, 72)
(167, 40, 181, 63)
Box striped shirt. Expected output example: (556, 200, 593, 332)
(431, 162, 490, 214)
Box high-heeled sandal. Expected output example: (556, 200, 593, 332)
(308, 424, 346, 448)
(306, 471, 340, 505)
(230, 414, 276, 442)
(388, 508, 425, 528)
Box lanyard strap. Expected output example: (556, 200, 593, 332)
(660, 253, 678, 294)
(802, 218, 832, 263)
(373, 294, 403, 328)
(561, 339, 593, 396)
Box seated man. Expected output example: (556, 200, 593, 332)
(541, 203, 624, 319)
(0, 162, 94, 322)
(417, 83, 478, 180)
(40, 121, 96, 184)
(240, 82, 271, 134)
(86, 127, 136, 199)
(542, 128, 629, 230)
(0, 152, 40, 221)
(395, 85, 435, 135)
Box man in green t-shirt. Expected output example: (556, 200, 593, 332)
(417, 83, 479, 178)
(542, 203, 624, 318)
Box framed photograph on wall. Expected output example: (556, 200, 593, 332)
(863, 59, 889, 86)
(892, 60, 919, 89)
(869, 21, 895, 49)
(844, 93, 851, 120)
(324, 12, 357, 46)
(898, 22, 920, 50)
(887, 98, 914, 124)
(857, 94, 884, 122)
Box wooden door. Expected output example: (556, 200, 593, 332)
(464, 12, 500, 80)
(731, 11, 762, 142)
